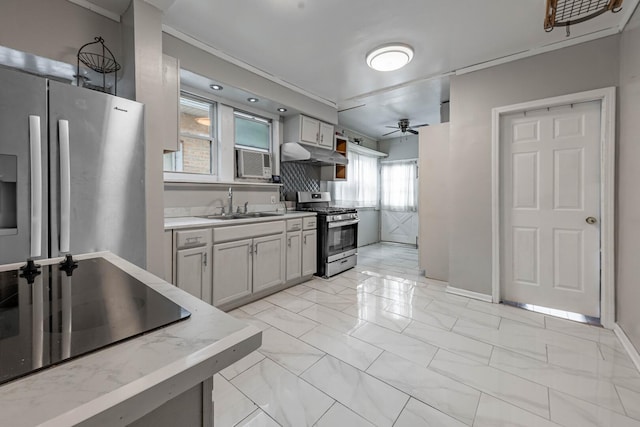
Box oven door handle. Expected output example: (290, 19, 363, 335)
(327, 219, 360, 229)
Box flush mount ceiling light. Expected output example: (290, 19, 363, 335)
(366, 43, 414, 72)
(247, 97, 259, 103)
(277, 107, 287, 112)
(209, 84, 223, 90)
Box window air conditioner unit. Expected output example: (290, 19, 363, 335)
(236, 149, 272, 179)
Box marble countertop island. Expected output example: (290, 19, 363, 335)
(0, 252, 261, 427)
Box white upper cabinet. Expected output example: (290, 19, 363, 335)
(300, 116, 321, 144)
(285, 114, 335, 149)
(318, 122, 334, 148)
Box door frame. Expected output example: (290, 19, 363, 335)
(380, 158, 419, 245)
(491, 87, 616, 328)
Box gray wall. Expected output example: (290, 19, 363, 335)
(164, 184, 281, 217)
(378, 135, 419, 161)
(162, 33, 338, 125)
(617, 5, 640, 350)
(448, 35, 620, 296)
(339, 128, 379, 150)
(357, 209, 380, 247)
(122, 1, 166, 277)
(419, 124, 449, 281)
(0, 0, 122, 68)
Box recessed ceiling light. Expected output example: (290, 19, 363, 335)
(247, 97, 259, 103)
(209, 84, 223, 90)
(277, 107, 287, 112)
(366, 43, 414, 72)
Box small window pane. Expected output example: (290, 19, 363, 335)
(180, 97, 211, 137)
(235, 113, 270, 151)
(165, 94, 217, 177)
(180, 136, 212, 174)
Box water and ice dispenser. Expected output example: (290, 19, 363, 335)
(0, 154, 17, 234)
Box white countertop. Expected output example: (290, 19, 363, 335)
(0, 252, 261, 426)
(164, 211, 317, 230)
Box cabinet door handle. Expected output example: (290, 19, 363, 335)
(316, 132, 319, 142)
(203, 253, 207, 267)
(248, 245, 253, 256)
(304, 235, 307, 244)
(287, 237, 291, 248)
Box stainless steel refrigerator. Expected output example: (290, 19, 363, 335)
(0, 66, 146, 267)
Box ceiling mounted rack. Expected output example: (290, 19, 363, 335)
(544, 0, 624, 36)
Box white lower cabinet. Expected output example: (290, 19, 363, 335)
(172, 216, 316, 310)
(175, 229, 212, 304)
(284, 217, 317, 283)
(253, 234, 286, 292)
(212, 221, 286, 307)
(302, 230, 317, 276)
(212, 239, 253, 306)
(286, 231, 302, 281)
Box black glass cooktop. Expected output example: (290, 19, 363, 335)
(0, 257, 191, 385)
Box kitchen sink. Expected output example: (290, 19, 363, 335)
(198, 212, 284, 220)
(239, 212, 284, 218)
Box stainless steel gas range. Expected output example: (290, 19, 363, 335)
(297, 192, 359, 278)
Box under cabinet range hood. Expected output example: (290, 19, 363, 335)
(281, 142, 348, 165)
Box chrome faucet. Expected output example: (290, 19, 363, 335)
(227, 187, 233, 215)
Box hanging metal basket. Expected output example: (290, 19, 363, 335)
(544, 0, 623, 36)
(76, 36, 121, 95)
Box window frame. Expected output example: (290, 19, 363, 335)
(163, 92, 219, 183)
(380, 159, 419, 211)
(328, 149, 380, 208)
(233, 110, 273, 153)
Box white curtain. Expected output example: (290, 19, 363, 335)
(380, 160, 417, 211)
(328, 151, 379, 207)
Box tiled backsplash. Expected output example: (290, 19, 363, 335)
(281, 162, 320, 201)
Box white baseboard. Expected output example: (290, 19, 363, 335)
(424, 277, 449, 287)
(446, 286, 493, 303)
(614, 323, 640, 373)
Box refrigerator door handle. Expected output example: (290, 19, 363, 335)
(29, 115, 42, 258)
(59, 120, 71, 254)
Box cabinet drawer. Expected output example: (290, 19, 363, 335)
(303, 217, 317, 230)
(286, 219, 303, 232)
(176, 229, 211, 248)
(214, 221, 285, 243)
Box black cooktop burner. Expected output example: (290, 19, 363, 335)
(0, 258, 191, 385)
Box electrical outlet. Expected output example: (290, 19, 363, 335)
(271, 196, 277, 204)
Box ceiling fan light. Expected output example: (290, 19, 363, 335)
(366, 44, 414, 72)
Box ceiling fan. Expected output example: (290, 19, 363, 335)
(382, 118, 428, 136)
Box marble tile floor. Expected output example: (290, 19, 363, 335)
(213, 242, 640, 427)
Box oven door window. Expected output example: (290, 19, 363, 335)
(326, 224, 357, 257)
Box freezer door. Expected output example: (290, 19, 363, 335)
(0, 67, 48, 265)
(48, 82, 146, 268)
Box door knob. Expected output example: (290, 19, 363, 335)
(586, 216, 597, 224)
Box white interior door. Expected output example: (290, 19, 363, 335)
(501, 101, 601, 317)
